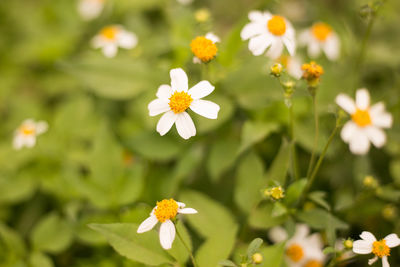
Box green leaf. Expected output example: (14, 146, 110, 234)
(265, 140, 291, 185)
(180, 190, 238, 267)
(239, 121, 279, 154)
(308, 191, 331, 211)
(234, 151, 265, 213)
(30, 213, 73, 253)
(390, 159, 400, 186)
(0, 172, 37, 204)
(89, 223, 172, 266)
(271, 202, 287, 217)
(259, 242, 285, 267)
(247, 238, 263, 260)
(218, 259, 239, 267)
(207, 140, 240, 182)
(0, 222, 26, 256)
(166, 221, 191, 266)
(29, 252, 54, 267)
(249, 203, 288, 230)
(284, 178, 307, 206)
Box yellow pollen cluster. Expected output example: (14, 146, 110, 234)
(154, 199, 179, 223)
(190, 36, 218, 62)
(169, 91, 193, 114)
(302, 61, 324, 81)
(304, 260, 323, 267)
(372, 240, 390, 258)
(267, 15, 286, 36)
(20, 125, 35, 136)
(312, 22, 332, 42)
(286, 244, 304, 262)
(351, 109, 372, 127)
(101, 26, 119, 40)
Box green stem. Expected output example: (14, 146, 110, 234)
(289, 105, 300, 180)
(307, 94, 319, 178)
(302, 124, 339, 201)
(355, 16, 375, 72)
(176, 226, 198, 267)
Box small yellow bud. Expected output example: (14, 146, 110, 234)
(270, 63, 283, 77)
(343, 239, 353, 249)
(264, 186, 285, 200)
(195, 8, 210, 23)
(363, 175, 378, 189)
(252, 253, 263, 264)
(382, 205, 397, 220)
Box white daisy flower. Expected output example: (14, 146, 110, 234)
(137, 199, 197, 250)
(91, 25, 138, 58)
(13, 119, 48, 150)
(335, 88, 393, 155)
(276, 55, 303, 79)
(77, 0, 105, 21)
(148, 68, 220, 140)
(240, 11, 296, 59)
(299, 22, 340, 61)
(269, 224, 325, 267)
(191, 32, 220, 64)
(353, 231, 400, 267)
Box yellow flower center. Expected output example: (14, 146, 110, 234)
(351, 109, 372, 127)
(169, 91, 193, 114)
(154, 199, 179, 223)
(20, 125, 35, 136)
(312, 22, 332, 42)
(267, 15, 286, 36)
(286, 244, 304, 262)
(190, 36, 218, 62)
(100, 26, 119, 40)
(372, 240, 390, 258)
(302, 61, 324, 81)
(304, 260, 323, 267)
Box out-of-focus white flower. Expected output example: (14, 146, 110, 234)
(148, 68, 220, 140)
(91, 25, 138, 58)
(13, 119, 48, 150)
(241, 11, 296, 59)
(353, 231, 400, 267)
(276, 55, 302, 79)
(137, 199, 197, 250)
(336, 88, 392, 155)
(191, 32, 220, 64)
(269, 224, 325, 267)
(177, 0, 193, 5)
(299, 22, 340, 61)
(77, 0, 105, 21)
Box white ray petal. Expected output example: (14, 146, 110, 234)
(266, 39, 284, 59)
(148, 99, 170, 116)
(336, 94, 356, 114)
(159, 220, 176, 250)
(353, 240, 373, 254)
(365, 126, 386, 148)
(156, 111, 178, 136)
(175, 112, 196, 140)
(248, 34, 272, 56)
(178, 208, 198, 214)
(349, 132, 370, 155)
(156, 84, 173, 100)
(384, 233, 400, 248)
(190, 99, 220, 119)
(355, 89, 370, 110)
(137, 215, 158, 233)
(188, 81, 215, 99)
(170, 68, 188, 92)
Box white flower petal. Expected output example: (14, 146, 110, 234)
(241, 22, 266, 40)
(91, 35, 105, 49)
(308, 39, 321, 58)
(35, 121, 48, 135)
(368, 256, 378, 265)
(323, 34, 340, 61)
(205, 32, 220, 43)
(178, 208, 198, 214)
(118, 31, 138, 49)
(384, 233, 400, 248)
(137, 215, 158, 233)
(248, 34, 272, 56)
(341, 121, 358, 142)
(353, 240, 373, 254)
(24, 136, 37, 148)
(248, 11, 269, 22)
(282, 36, 296, 56)
(365, 126, 386, 148)
(293, 224, 310, 240)
(175, 112, 196, 140)
(176, 202, 185, 208)
(268, 226, 288, 243)
(102, 44, 118, 58)
(156, 111, 178, 136)
(298, 30, 311, 46)
(148, 99, 170, 116)
(190, 99, 220, 119)
(159, 220, 176, 250)
(355, 89, 370, 110)
(156, 84, 173, 100)
(266, 39, 284, 59)
(13, 135, 25, 150)
(287, 57, 303, 80)
(192, 56, 202, 64)
(336, 94, 356, 114)
(78, 0, 104, 20)
(188, 81, 215, 99)
(360, 231, 377, 242)
(170, 68, 188, 92)
(382, 256, 389, 267)
(370, 104, 392, 128)
(349, 132, 370, 155)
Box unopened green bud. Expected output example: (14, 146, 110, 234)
(343, 239, 353, 249)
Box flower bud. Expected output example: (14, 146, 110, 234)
(363, 175, 378, 189)
(264, 186, 285, 200)
(270, 63, 283, 77)
(343, 239, 353, 249)
(195, 8, 210, 23)
(252, 253, 263, 264)
(302, 61, 324, 91)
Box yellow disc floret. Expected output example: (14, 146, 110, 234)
(267, 15, 286, 36)
(100, 26, 120, 40)
(312, 22, 332, 42)
(286, 244, 304, 262)
(351, 109, 372, 127)
(169, 91, 193, 114)
(154, 199, 179, 223)
(20, 125, 35, 136)
(302, 61, 324, 80)
(304, 260, 323, 267)
(190, 36, 218, 62)
(372, 240, 390, 258)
